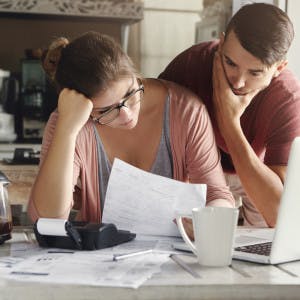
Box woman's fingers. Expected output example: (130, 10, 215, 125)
(182, 217, 194, 241)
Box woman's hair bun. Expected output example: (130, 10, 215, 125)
(42, 37, 69, 80)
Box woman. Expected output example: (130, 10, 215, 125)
(28, 31, 234, 237)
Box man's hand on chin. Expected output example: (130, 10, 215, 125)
(212, 51, 259, 136)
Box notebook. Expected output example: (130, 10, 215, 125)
(233, 136, 300, 264)
(173, 137, 300, 264)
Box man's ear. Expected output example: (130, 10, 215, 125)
(274, 60, 288, 77)
(218, 32, 225, 52)
(219, 32, 225, 46)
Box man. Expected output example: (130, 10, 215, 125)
(159, 3, 300, 227)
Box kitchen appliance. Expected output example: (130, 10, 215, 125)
(34, 218, 136, 250)
(0, 171, 12, 245)
(0, 69, 19, 142)
(2, 147, 40, 165)
(15, 59, 57, 142)
(0, 69, 10, 112)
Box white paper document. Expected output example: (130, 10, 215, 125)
(2, 234, 184, 289)
(5, 251, 170, 289)
(102, 159, 206, 237)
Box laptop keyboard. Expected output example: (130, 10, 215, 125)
(235, 242, 272, 256)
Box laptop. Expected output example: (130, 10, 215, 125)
(173, 137, 300, 264)
(233, 136, 300, 264)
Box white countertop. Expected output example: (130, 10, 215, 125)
(1, 229, 300, 300)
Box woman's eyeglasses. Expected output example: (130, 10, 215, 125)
(90, 83, 144, 125)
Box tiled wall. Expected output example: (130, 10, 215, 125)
(140, 0, 202, 77)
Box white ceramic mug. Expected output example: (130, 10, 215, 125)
(176, 207, 239, 267)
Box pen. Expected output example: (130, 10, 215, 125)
(11, 271, 49, 276)
(47, 250, 74, 254)
(170, 254, 201, 278)
(113, 249, 153, 261)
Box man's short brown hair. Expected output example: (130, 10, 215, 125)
(225, 3, 294, 66)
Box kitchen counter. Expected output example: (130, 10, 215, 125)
(0, 162, 38, 207)
(2, 228, 300, 300)
(0, 160, 38, 226)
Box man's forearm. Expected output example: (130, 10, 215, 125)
(222, 124, 283, 227)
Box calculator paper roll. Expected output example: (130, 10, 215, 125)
(36, 218, 68, 236)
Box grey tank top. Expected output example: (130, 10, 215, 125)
(93, 96, 173, 214)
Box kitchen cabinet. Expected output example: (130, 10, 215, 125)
(0, 0, 144, 72)
(0, 0, 143, 52)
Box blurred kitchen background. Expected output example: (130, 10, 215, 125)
(0, 0, 299, 225)
(0, 0, 299, 146)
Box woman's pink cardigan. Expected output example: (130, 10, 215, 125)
(28, 80, 234, 222)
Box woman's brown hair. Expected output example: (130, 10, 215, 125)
(42, 31, 138, 98)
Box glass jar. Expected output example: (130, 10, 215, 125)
(0, 171, 12, 244)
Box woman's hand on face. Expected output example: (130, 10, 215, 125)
(57, 88, 93, 135)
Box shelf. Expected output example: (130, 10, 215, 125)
(0, 143, 41, 161)
(0, 0, 143, 24)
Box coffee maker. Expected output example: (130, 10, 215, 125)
(15, 59, 57, 142)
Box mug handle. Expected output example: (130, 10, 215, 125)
(176, 215, 197, 256)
